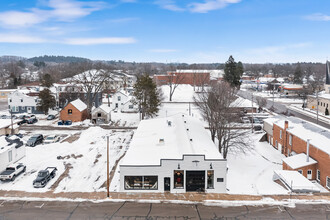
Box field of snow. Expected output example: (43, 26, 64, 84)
(0, 127, 133, 193)
(226, 132, 288, 195)
(160, 84, 196, 102)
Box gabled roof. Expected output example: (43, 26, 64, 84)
(70, 98, 87, 112)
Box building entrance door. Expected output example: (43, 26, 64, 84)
(307, 170, 312, 179)
(27, 107, 32, 114)
(186, 171, 205, 192)
(164, 177, 170, 191)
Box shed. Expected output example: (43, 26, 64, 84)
(60, 98, 88, 122)
(91, 104, 111, 124)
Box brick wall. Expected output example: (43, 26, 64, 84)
(60, 103, 88, 122)
(283, 162, 317, 180)
(154, 72, 210, 86)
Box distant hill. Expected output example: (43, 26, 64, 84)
(28, 55, 91, 63)
(0, 56, 26, 63)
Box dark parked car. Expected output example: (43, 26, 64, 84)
(26, 134, 43, 147)
(58, 120, 72, 125)
(33, 167, 57, 188)
(17, 115, 30, 125)
(47, 115, 55, 120)
(27, 117, 38, 124)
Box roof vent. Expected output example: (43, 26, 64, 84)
(168, 121, 172, 127)
(190, 138, 193, 142)
(186, 128, 189, 131)
(184, 121, 187, 123)
(159, 138, 165, 144)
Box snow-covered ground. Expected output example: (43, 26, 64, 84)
(226, 132, 288, 195)
(0, 127, 133, 193)
(160, 84, 196, 102)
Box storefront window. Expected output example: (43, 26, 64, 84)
(207, 170, 214, 189)
(124, 176, 158, 190)
(174, 170, 184, 188)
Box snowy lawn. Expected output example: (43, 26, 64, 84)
(160, 84, 196, 102)
(0, 127, 133, 193)
(226, 132, 288, 195)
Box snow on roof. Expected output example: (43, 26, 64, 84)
(230, 97, 258, 108)
(70, 99, 87, 112)
(282, 153, 317, 169)
(270, 116, 330, 155)
(319, 93, 330, 100)
(273, 170, 320, 192)
(173, 69, 211, 73)
(210, 70, 224, 80)
(97, 104, 112, 113)
(121, 116, 224, 166)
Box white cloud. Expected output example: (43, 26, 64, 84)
(188, 0, 241, 13)
(0, 33, 47, 43)
(305, 13, 330, 21)
(155, 0, 239, 13)
(0, 0, 106, 28)
(149, 49, 178, 53)
(64, 37, 137, 45)
(154, 0, 185, 12)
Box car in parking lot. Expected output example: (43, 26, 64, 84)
(26, 134, 44, 147)
(47, 114, 55, 120)
(0, 163, 26, 181)
(27, 117, 38, 124)
(44, 135, 60, 144)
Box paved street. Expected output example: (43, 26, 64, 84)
(0, 200, 329, 220)
(238, 90, 330, 130)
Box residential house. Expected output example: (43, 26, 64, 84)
(60, 98, 88, 122)
(8, 90, 43, 114)
(264, 116, 330, 190)
(120, 115, 227, 193)
(91, 104, 111, 124)
(111, 90, 138, 113)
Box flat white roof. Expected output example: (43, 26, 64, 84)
(274, 170, 320, 192)
(121, 116, 224, 166)
(282, 153, 317, 169)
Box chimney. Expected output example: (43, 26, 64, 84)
(284, 121, 289, 130)
(306, 139, 310, 162)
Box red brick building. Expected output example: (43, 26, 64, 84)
(153, 70, 213, 86)
(264, 117, 330, 190)
(60, 98, 88, 122)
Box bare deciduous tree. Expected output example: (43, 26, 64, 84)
(194, 81, 251, 158)
(167, 73, 185, 101)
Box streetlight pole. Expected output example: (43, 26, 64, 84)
(316, 90, 319, 124)
(107, 136, 110, 198)
(251, 92, 254, 133)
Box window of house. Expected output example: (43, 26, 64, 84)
(207, 170, 214, 189)
(307, 170, 312, 175)
(280, 130, 282, 139)
(118, 96, 121, 101)
(129, 105, 133, 109)
(289, 135, 292, 145)
(20, 98, 23, 102)
(298, 170, 303, 175)
(97, 113, 101, 117)
(12, 106, 18, 112)
(68, 109, 73, 115)
(124, 176, 158, 190)
(8, 150, 12, 162)
(174, 170, 184, 188)
(318, 101, 319, 105)
(22, 106, 25, 110)
(317, 170, 320, 182)
(1, 93, 4, 96)
(9, 98, 12, 102)
(115, 103, 118, 108)
(327, 177, 330, 189)
(35, 99, 38, 103)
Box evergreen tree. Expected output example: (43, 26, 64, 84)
(224, 56, 244, 87)
(326, 108, 329, 116)
(293, 63, 303, 84)
(37, 89, 56, 114)
(41, 74, 54, 88)
(133, 74, 161, 120)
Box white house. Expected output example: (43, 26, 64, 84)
(8, 90, 43, 114)
(111, 90, 138, 113)
(120, 115, 227, 193)
(0, 135, 25, 173)
(91, 104, 112, 124)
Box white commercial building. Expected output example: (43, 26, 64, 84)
(120, 115, 227, 193)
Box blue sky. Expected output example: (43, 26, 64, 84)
(0, 0, 329, 63)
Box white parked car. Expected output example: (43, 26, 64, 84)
(43, 135, 60, 144)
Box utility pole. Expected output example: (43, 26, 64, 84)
(188, 102, 191, 116)
(272, 83, 275, 110)
(107, 136, 110, 198)
(10, 109, 14, 135)
(316, 90, 319, 124)
(251, 92, 254, 133)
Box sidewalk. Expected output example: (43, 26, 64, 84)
(0, 190, 329, 203)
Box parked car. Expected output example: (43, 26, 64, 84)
(252, 118, 262, 124)
(27, 117, 38, 124)
(33, 167, 57, 188)
(58, 120, 72, 126)
(241, 117, 250, 124)
(44, 135, 60, 144)
(47, 115, 55, 120)
(17, 115, 30, 125)
(26, 134, 44, 147)
(0, 163, 26, 181)
(254, 125, 262, 131)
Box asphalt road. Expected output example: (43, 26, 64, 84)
(238, 90, 330, 130)
(0, 200, 330, 220)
